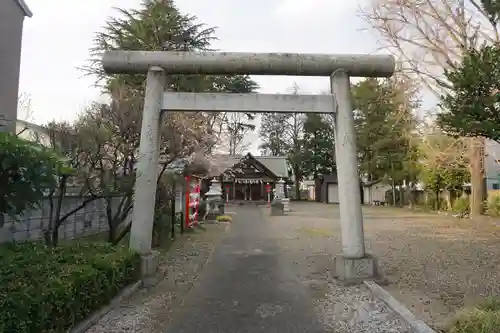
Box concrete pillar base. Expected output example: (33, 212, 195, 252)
(140, 250, 161, 287)
(333, 254, 387, 285)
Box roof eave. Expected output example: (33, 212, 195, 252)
(16, 0, 33, 17)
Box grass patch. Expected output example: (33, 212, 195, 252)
(445, 298, 500, 333)
(216, 215, 233, 222)
(0, 241, 140, 333)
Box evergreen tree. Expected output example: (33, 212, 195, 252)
(86, 0, 258, 95)
(301, 113, 335, 178)
(352, 77, 420, 205)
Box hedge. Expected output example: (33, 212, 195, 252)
(0, 242, 140, 333)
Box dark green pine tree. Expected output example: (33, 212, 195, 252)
(85, 0, 259, 95)
(301, 113, 335, 178)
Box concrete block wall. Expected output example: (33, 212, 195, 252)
(0, 196, 127, 243)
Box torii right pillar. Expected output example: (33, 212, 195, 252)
(330, 69, 384, 285)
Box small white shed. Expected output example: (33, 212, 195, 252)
(363, 180, 391, 205)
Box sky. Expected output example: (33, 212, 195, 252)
(18, 0, 388, 154)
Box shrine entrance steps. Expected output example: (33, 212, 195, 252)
(226, 200, 270, 206)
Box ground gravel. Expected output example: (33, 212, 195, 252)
(262, 205, 412, 333)
(265, 202, 500, 331)
(315, 281, 412, 333)
(85, 223, 229, 333)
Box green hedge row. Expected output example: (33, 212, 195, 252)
(0, 242, 140, 333)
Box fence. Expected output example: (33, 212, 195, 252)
(0, 196, 127, 243)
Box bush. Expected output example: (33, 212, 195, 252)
(452, 196, 470, 215)
(487, 192, 500, 216)
(0, 132, 72, 217)
(446, 298, 500, 333)
(216, 215, 232, 222)
(0, 242, 140, 332)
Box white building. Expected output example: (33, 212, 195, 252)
(485, 139, 500, 190)
(15, 119, 51, 146)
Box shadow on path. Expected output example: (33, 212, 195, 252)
(165, 206, 326, 333)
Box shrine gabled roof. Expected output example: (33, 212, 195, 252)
(254, 155, 288, 178)
(208, 153, 288, 178)
(165, 152, 289, 179)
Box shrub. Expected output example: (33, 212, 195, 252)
(452, 196, 470, 215)
(216, 215, 232, 222)
(487, 192, 500, 216)
(0, 242, 140, 332)
(0, 132, 72, 217)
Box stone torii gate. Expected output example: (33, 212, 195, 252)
(102, 51, 395, 284)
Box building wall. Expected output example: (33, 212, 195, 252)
(314, 172, 338, 202)
(0, 1, 25, 132)
(485, 139, 500, 190)
(363, 183, 391, 204)
(16, 120, 51, 146)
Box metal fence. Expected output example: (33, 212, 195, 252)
(0, 196, 127, 243)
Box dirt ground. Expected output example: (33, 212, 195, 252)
(262, 202, 500, 330)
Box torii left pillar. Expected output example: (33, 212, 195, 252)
(129, 66, 165, 284)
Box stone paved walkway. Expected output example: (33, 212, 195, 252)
(165, 206, 326, 333)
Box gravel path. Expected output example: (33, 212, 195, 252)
(86, 204, 415, 333)
(85, 223, 230, 333)
(262, 205, 413, 333)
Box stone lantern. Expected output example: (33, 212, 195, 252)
(275, 179, 285, 200)
(270, 178, 286, 216)
(205, 177, 224, 219)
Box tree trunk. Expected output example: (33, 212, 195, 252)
(443, 189, 452, 210)
(108, 222, 117, 243)
(408, 181, 416, 210)
(391, 180, 396, 206)
(295, 183, 301, 201)
(435, 189, 440, 211)
(470, 137, 485, 217)
(50, 176, 67, 246)
(399, 182, 405, 207)
(293, 165, 301, 200)
(112, 221, 131, 246)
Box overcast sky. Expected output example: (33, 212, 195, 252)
(19, 0, 385, 153)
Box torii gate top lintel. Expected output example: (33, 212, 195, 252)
(102, 50, 395, 77)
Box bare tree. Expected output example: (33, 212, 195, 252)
(30, 121, 103, 246)
(361, 0, 495, 215)
(223, 112, 256, 155)
(73, 84, 214, 244)
(17, 93, 34, 122)
(15, 93, 35, 137)
(258, 83, 305, 197)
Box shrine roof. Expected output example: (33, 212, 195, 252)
(208, 153, 289, 178)
(164, 152, 289, 179)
